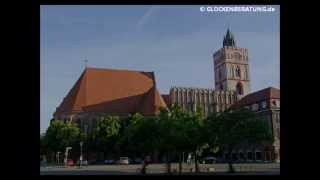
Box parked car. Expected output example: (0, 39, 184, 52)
(202, 156, 216, 164)
(134, 158, 143, 164)
(104, 159, 114, 165)
(67, 159, 75, 166)
(115, 157, 129, 165)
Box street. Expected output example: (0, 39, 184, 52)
(40, 163, 280, 175)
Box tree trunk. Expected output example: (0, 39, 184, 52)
(228, 148, 235, 173)
(194, 150, 199, 172)
(166, 152, 171, 174)
(179, 152, 182, 174)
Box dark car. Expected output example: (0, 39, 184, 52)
(104, 159, 114, 165)
(202, 157, 216, 164)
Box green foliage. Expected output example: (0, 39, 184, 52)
(42, 105, 273, 169)
(122, 113, 160, 154)
(214, 108, 273, 150)
(43, 120, 80, 152)
(95, 115, 121, 153)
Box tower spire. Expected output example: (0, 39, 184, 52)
(223, 28, 236, 47)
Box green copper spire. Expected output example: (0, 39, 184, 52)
(223, 28, 236, 47)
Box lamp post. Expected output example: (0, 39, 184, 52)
(80, 141, 83, 168)
(57, 152, 61, 167)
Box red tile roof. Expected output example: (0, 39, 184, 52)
(232, 87, 280, 108)
(54, 67, 167, 117)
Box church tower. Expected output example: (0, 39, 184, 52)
(213, 28, 251, 98)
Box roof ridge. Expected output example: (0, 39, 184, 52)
(86, 67, 153, 74)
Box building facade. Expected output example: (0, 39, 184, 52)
(231, 87, 280, 162)
(169, 87, 238, 116)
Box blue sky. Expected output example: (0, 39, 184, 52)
(40, 5, 280, 133)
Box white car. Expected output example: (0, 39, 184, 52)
(116, 157, 129, 165)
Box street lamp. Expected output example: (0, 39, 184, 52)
(56, 152, 61, 167)
(80, 141, 83, 168)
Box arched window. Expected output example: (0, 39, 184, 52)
(218, 94, 222, 104)
(236, 82, 244, 95)
(201, 92, 204, 103)
(188, 91, 192, 102)
(196, 92, 200, 103)
(245, 67, 248, 80)
(175, 91, 179, 102)
(220, 83, 223, 90)
(231, 65, 235, 77)
(236, 66, 241, 77)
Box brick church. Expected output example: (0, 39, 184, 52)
(53, 29, 280, 163)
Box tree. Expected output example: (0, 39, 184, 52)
(212, 108, 273, 173)
(120, 113, 161, 174)
(182, 106, 207, 173)
(157, 106, 177, 174)
(157, 104, 207, 174)
(95, 115, 121, 160)
(40, 133, 47, 160)
(43, 120, 80, 162)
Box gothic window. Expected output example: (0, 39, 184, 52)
(245, 67, 248, 80)
(219, 69, 222, 80)
(236, 82, 243, 95)
(176, 91, 179, 103)
(188, 92, 192, 103)
(220, 83, 223, 90)
(180, 91, 184, 103)
(225, 94, 228, 104)
(229, 94, 232, 104)
(231, 65, 235, 77)
(184, 91, 188, 103)
(236, 66, 241, 77)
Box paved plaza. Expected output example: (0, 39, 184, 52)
(40, 163, 280, 175)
